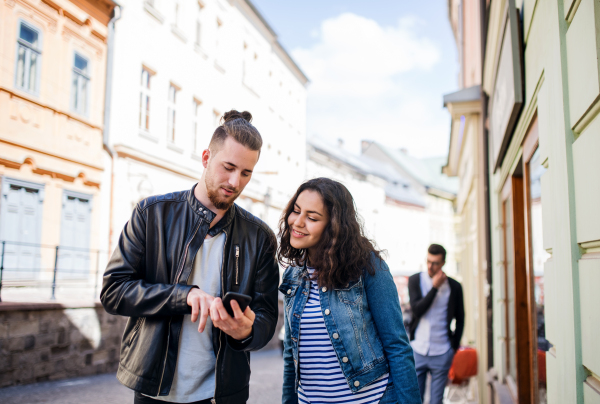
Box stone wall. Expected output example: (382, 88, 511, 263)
(0, 302, 127, 387)
(0, 299, 284, 388)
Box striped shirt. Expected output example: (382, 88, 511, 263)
(298, 268, 389, 404)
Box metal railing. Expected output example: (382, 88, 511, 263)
(0, 240, 109, 302)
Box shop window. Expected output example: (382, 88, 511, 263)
(523, 116, 550, 403)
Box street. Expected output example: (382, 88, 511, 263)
(0, 348, 284, 404)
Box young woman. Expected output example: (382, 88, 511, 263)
(278, 178, 421, 404)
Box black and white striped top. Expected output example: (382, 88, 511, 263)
(298, 268, 389, 404)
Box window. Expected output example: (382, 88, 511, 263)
(15, 21, 42, 94)
(139, 67, 152, 131)
(71, 53, 90, 115)
(193, 99, 202, 153)
(0, 178, 44, 280)
(58, 191, 92, 280)
(213, 109, 220, 128)
(167, 84, 178, 142)
(195, 2, 204, 47)
(215, 18, 225, 68)
(196, 21, 202, 46)
(174, 1, 181, 27)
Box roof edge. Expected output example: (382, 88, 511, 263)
(242, 0, 309, 85)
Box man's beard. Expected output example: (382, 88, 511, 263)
(205, 169, 240, 210)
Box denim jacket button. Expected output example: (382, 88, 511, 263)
(322, 287, 327, 292)
(324, 309, 330, 315)
(354, 381, 360, 387)
(287, 289, 292, 295)
(342, 357, 348, 363)
(333, 333, 339, 339)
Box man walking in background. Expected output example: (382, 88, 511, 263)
(408, 244, 464, 404)
(101, 111, 279, 404)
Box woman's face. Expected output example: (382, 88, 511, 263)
(287, 190, 329, 253)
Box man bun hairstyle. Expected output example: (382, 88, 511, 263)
(209, 110, 262, 153)
(428, 243, 446, 261)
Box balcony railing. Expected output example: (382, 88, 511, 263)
(0, 240, 109, 302)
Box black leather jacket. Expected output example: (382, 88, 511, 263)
(100, 185, 279, 404)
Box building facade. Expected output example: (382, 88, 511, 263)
(361, 141, 459, 278)
(480, 0, 600, 403)
(103, 0, 308, 252)
(0, 0, 116, 298)
(307, 138, 429, 285)
(443, 0, 490, 402)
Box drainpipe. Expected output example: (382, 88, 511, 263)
(480, 0, 493, 373)
(103, 4, 122, 254)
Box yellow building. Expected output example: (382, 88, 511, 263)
(0, 0, 116, 298)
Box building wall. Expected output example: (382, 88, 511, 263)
(106, 0, 308, 250)
(0, 0, 113, 287)
(485, 0, 600, 402)
(0, 303, 127, 387)
(306, 154, 429, 279)
(360, 144, 459, 277)
(448, 0, 482, 88)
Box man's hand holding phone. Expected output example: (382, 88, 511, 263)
(210, 296, 255, 341)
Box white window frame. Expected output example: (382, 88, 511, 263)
(71, 52, 91, 116)
(139, 67, 153, 132)
(14, 20, 43, 95)
(213, 109, 221, 128)
(167, 84, 178, 143)
(192, 99, 203, 153)
(174, 0, 181, 27)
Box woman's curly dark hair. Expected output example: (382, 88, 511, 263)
(277, 177, 384, 288)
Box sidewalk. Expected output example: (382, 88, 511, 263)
(0, 349, 284, 404)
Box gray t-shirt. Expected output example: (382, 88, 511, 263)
(151, 232, 225, 403)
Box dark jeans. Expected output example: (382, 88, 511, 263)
(134, 392, 213, 404)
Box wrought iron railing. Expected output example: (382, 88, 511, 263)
(0, 240, 109, 302)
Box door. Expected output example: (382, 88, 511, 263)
(501, 169, 532, 403)
(58, 191, 92, 279)
(0, 178, 44, 280)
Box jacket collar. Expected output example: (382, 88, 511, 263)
(187, 184, 236, 236)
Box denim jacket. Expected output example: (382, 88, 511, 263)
(279, 256, 421, 404)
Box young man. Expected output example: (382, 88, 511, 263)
(101, 111, 279, 404)
(408, 244, 464, 404)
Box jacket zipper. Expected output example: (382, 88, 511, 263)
(212, 230, 228, 404)
(128, 317, 144, 345)
(157, 218, 203, 395)
(235, 245, 240, 285)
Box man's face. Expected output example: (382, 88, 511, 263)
(203, 136, 259, 210)
(426, 253, 445, 278)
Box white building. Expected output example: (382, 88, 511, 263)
(102, 0, 308, 251)
(360, 141, 459, 278)
(307, 138, 432, 303)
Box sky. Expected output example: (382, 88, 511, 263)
(251, 0, 459, 158)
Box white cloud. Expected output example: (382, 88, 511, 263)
(292, 13, 452, 157)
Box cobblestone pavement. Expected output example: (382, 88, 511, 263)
(0, 348, 284, 404)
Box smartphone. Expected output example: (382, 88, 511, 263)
(222, 292, 252, 317)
